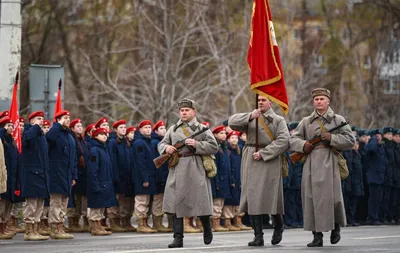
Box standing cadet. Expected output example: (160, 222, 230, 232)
(151, 120, 172, 232)
(158, 98, 218, 248)
(365, 129, 386, 225)
(224, 130, 252, 231)
(87, 128, 116, 236)
(42, 120, 51, 134)
(20, 111, 50, 241)
(46, 110, 77, 239)
(381, 127, 396, 224)
(67, 118, 90, 232)
(393, 129, 400, 224)
(229, 95, 289, 247)
(289, 88, 355, 247)
(133, 120, 158, 233)
(84, 124, 96, 150)
(211, 125, 234, 232)
(355, 129, 369, 224)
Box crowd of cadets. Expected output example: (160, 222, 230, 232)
(0, 109, 399, 241)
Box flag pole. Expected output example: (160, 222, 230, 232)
(255, 94, 259, 152)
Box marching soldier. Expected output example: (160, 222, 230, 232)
(224, 130, 252, 231)
(158, 98, 218, 248)
(87, 127, 116, 236)
(289, 88, 355, 247)
(20, 111, 50, 241)
(46, 110, 77, 239)
(151, 120, 172, 232)
(229, 95, 289, 247)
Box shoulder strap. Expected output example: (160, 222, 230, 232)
(258, 116, 275, 141)
(181, 125, 191, 138)
(316, 118, 327, 133)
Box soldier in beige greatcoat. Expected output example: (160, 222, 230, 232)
(228, 95, 289, 247)
(289, 88, 355, 247)
(158, 98, 218, 248)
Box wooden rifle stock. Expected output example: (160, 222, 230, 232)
(289, 121, 349, 164)
(154, 153, 171, 169)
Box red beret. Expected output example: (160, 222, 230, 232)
(69, 118, 82, 128)
(212, 125, 226, 134)
(19, 118, 25, 123)
(152, 120, 166, 132)
(138, 120, 152, 129)
(0, 117, 12, 126)
(85, 124, 96, 134)
(95, 118, 108, 128)
(112, 119, 127, 129)
(126, 126, 136, 135)
(0, 111, 9, 119)
(93, 127, 108, 137)
(28, 111, 45, 121)
(201, 122, 210, 127)
(227, 130, 240, 139)
(43, 120, 51, 127)
(54, 110, 70, 119)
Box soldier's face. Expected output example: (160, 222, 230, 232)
(140, 125, 152, 137)
(214, 131, 227, 142)
(60, 115, 70, 127)
(394, 134, 400, 143)
(42, 125, 50, 134)
(100, 122, 109, 130)
(127, 131, 135, 141)
(313, 96, 330, 112)
(179, 108, 195, 122)
(376, 134, 382, 143)
(359, 135, 368, 143)
(228, 135, 239, 145)
(116, 124, 126, 136)
(155, 126, 166, 137)
(383, 132, 393, 141)
(72, 123, 83, 134)
(258, 96, 272, 113)
(5, 123, 14, 135)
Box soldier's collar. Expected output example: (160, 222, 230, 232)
(262, 108, 275, 123)
(310, 107, 334, 124)
(174, 118, 199, 131)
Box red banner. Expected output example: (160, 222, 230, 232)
(9, 72, 21, 153)
(248, 0, 289, 114)
(54, 79, 62, 122)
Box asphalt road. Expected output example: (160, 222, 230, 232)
(1, 225, 400, 253)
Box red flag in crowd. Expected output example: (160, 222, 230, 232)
(9, 72, 22, 153)
(54, 79, 62, 122)
(248, 0, 289, 114)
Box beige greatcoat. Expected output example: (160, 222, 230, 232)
(0, 141, 6, 194)
(158, 118, 218, 218)
(228, 108, 289, 215)
(289, 107, 355, 232)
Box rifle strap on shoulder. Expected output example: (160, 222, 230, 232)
(258, 116, 275, 141)
(181, 125, 191, 138)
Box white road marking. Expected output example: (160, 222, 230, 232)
(110, 245, 241, 253)
(354, 235, 400, 240)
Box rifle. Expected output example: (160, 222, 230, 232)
(153, 127, 210, 168)
(289, 121, 349, 164)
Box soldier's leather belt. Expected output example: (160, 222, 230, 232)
(178, 152, 196, 158)
(244, 143, 267, 148)
(313, 144, 330, 150)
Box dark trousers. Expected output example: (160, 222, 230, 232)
(367, 184, 383, 223)
(391, 188, 400, 221)
(284, 189, 302, 226)
(380, 186, 394, 222)
(344, 195, 358, 225)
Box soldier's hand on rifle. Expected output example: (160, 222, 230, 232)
(303, 142, 313, 154)
(143, 182, 149, 188)
(185, 138, 197, 148)
(250, 109, 262, 120)
(166, 145, 177, 154)
(253, 151, 261, 161)
(321, 132, 332, 142)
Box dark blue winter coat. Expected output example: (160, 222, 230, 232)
(46, 123, 78, 196)
(108, 136, 135, 197)
(84, 134, 96, 150)
(224, 144, 241, 205)
(382, 138, 395, 186)
(342, 149, 364, 196)
(132, 132, 158, 195)
(211, 142, 233, 199)
(286, 151, 303, 190)
(394, 143, 400, 188)
(87, 140, 118, 208)
(71, 134, 89, 196)
(365, 137, 387, 185)
(20, 124, 50, 198)
(151, 132, 168, 193)
(0, 129, 23, 202)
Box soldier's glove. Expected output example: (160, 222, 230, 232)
(303, 142, 314, 154)
(321, 132, 332, 142)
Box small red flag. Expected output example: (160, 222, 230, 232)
(248, 0, 289, 114)
(9, 72, 22, 153)
(54, 79, 62, 122)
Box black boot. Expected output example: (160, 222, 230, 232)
(307, 231, 323, 247)
(248, 215, 264, 246)
(330, 223, 341, 244)
(200, 216, 213, 245)
(168, 215, 184, 248)
(271, 214, 284, 245)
